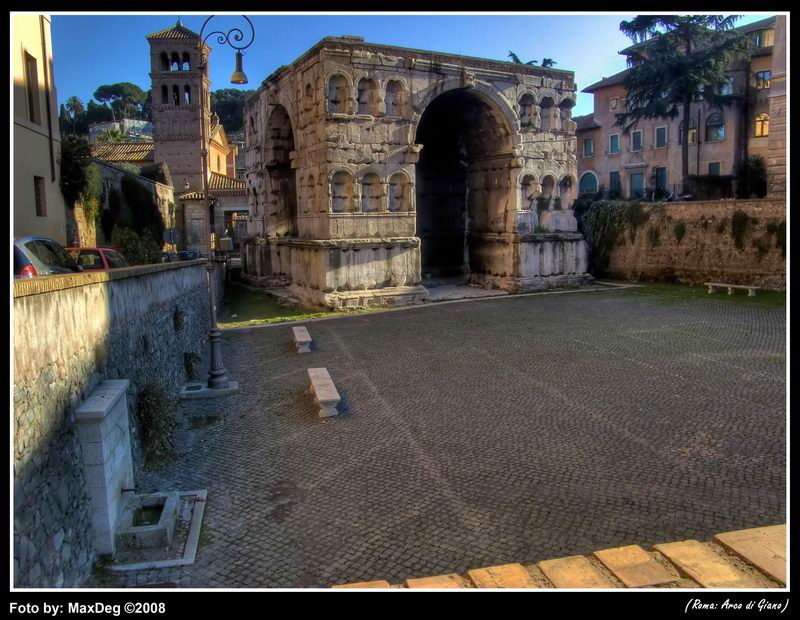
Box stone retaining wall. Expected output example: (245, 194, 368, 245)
(606, 199, 786, 290)
(13, 260, 224, 588)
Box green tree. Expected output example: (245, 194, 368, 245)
(93, 82, 148, 121)
(210, 88, 255, 134)
(65, 95, 85, 135)
(59, 135, 93, 206)
(614, 15, 749, 191)
(99, 127, 126, 143)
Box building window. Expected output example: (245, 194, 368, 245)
(609, 97, 619, 111)
(654, 167, 667, 191)
(655, 126, 668, 148)
(755, 113, 770, 137)
(752, 30, 774, 47)
(708, 162, 721, 176)
(609, 171, 621, 195)
(172, 85, 180, 106)
(184, 85, 191, 105)
(629, 172, 644, 198)
(678, 119, 697, 145)
(706, 113, 725, 142)
(578, 172, 598, 195)
(631, 130, 642, 152)
(609, 134, 620, 154)
(583, 138, 594, 157)
(34, 176, 46, 217)
(23, 51, 41, 125)
(754, 70, 772, 89)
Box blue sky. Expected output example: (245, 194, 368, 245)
(50, 12, 774, 118)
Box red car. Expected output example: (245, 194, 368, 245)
(65, 246, 129, 271)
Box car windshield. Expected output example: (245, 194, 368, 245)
(76, 250, 103, 269)
(26, 240, 77, 269)
(104, 251, 128, 269)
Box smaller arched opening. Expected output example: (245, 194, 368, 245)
(558, 99, 574, 131)
(539, 175, 556, 211)
(181, 52, 191, 71)
(160, 52, 170, 71)
(539, 97, 556, 131)
(388, 172, 411, 212)
(385, 80, 407, 118)
(172, 85, 180, 106)
(360, 173, 383, 213)
(755, 112, 769, 137)
(519, 174, 538, 210)
(678, 118, 698, 145)
(331, 171, 356, 213)
(327, 74, 349, 114)
(357, 78, 379, 115)
(519, 94, 536, 128)
(578, 171, 599, 196)
(706, 112, 725, 142)
(184, 85, 191, 105)
(558, 176, 574, 209)
(161, 85, 169, 104)
(170, 52, 181, 71)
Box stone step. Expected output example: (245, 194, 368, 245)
(593, 545, 679, 588)
(467, 563, 540, 588)
(653, 540, 761, 588)
(714, 524, 786, 585)
(404, 573, 466, 588)
(538, 555, 616, 588)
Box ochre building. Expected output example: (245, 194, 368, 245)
(242, 36, 592, 309)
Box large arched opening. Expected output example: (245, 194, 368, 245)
(264, 105, 298, 237)
(415, 88, 514, 280)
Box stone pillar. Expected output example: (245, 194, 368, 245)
(74, 380, 134, 557)
(767, 16, 786, 197)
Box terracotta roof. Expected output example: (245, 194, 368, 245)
(573, 114, 601, 131)
(146, 19, 200, 41)
(209, 171, 246, 193)
(91, 141, 155, 163)
(582, 68, 630, 94)
(177, 191, 205, 201)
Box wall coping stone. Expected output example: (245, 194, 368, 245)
(13, 260, 211, 299)
(74, 380, 130, 423)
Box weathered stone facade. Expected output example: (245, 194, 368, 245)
(13, 261, 225, 587)
(605, 199, 786, 290)
(242, 36, 591, 308)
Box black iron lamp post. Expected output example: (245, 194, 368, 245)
(195, 15, 254, 392)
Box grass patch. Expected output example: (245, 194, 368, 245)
(624, 281, 785, 307)
(218, 282, 386, 328)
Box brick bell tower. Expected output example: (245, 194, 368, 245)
(146, 18, 212, 194)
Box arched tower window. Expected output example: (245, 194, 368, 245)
(357, 78, 378, 115)
(519, 94, 536, 128)
(172, 85, 180, 106)
(327, 75, 348, 114)
(388, 173, 410, 212)
(385, 81, 407, 117)
(184, 85, 191, 105)
(161, 85, 169, 104)
(331, 171, 355, 213)
(170, 52, 180, 71)
(755, 112, 769, 137)
(181, 52, 191, 71)
(360, 173, 383, 212)
(160, 52, 170, 71)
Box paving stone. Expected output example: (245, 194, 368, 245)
(593, 545, 678, 588)
(714, 524, 786, 585)
(538, 556, 616, 588)
(653, 540, 761, 588)
(332, 580, 391, 588)
(405, 574, 466, 589)
(84, 290, 785, 588)
(467, 563, 540, 588)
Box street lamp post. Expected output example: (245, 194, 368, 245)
(195, 15, 254, 392)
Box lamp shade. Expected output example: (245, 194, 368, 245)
(230, 51, 248, 84)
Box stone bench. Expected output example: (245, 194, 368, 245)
(292, 326, 312, 353)
(307, 368, 340, 418)
(706, 282, 761, 297)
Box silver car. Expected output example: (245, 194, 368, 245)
(14, 236, 82, 278)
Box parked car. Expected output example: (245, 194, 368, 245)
(65, 246, 129, 271)
(14, 236, 83, 278)
(157, 251, 179, 263)
(178, 250, 202, 261)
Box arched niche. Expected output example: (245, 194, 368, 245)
(330, 171, 356, 213)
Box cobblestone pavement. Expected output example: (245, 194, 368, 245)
(98, 287, 786, 588)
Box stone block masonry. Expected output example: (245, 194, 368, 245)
(606, 199, 785, 290)
(13, 259, 225, 588)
